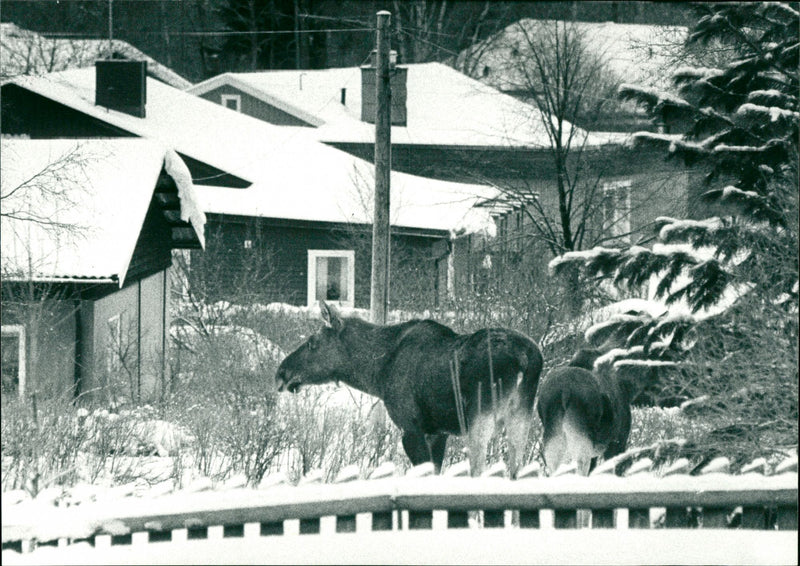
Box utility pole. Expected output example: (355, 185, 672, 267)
(108, 0, 114, 57)
(370, 11, 392, 325)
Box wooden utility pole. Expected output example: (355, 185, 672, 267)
(370, 10, 391, 325)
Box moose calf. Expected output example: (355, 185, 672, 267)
(537, 348, 660, 475)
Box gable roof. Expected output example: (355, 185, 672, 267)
(455, 19, 688, 93)
(0, 22, 192, 89)
(4, 68, 497, 236)
(1, 138, 205, 286)
(188, 63, 622, 148)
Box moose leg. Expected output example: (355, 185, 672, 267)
(402, 429, 433, 467)
(504, 408, 532, 479)
(427, 434, 448, 474)
(467, 413, 495, 477)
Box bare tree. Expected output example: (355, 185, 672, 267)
(389, 1, 512, 64)
(1, 142, 100, 418)
(498, 21, 624, 255)
(0, 23, 103, 80)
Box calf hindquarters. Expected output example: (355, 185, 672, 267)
(537, 366, 619, 475)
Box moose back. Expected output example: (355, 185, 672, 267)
(275, 302, 543, 477)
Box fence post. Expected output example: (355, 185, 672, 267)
(406, 463, 434, 529)
(335, 464, 360, 533)
(445, 461, 471, 529)
(775, 457, 799, 530)
(626, 458, 654, 529)
(699, 458, 732, 528)
(481, 463, 507, 528)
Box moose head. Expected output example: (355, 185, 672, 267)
(274, 301, 351, 393)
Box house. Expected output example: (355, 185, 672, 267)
(187, 60, 628, 184)
(0, 22, 192, 88)
(1, 138, 205, 402)
(452, 19, 690, 132)
(187, 60, 700, 295)
(1, 64, 497, 310)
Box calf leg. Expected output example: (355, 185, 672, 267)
(542, 413, 567, 476)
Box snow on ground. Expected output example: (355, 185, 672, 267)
(3, 529, 797, 565)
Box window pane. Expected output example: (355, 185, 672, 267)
(326, 257, 344, 301)
(1, 334, 20, 395)
(315, 257, 328, 301)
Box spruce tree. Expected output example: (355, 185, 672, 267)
(549, 2, 798, 460)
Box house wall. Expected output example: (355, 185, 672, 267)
(139, 271, 168, 399)
(86, 270, 167, 403)
(196, 215, 446, 310)
(28, 300, 76, 399)
(451, 166, 695, 297)
(197, 85, 315, 127)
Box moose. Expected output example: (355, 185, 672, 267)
(536, 348, 663, 476)
(275, 302, 543, 478)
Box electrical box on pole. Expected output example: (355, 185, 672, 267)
(370, 11, 391, 325)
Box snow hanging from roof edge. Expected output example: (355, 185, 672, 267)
(164, 150, 206, 249)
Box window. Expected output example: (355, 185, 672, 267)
(307, 250, 355, 308)
(602, 180, 632, 241)
(1, 325, 25, 397)
(106, 313, 126, 374)
(243, 239, 253, 249)
(221, 94, 241, 112)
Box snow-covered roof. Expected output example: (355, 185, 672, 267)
(188, 63, 623, 148)
(1, 138, 205, 286)
(0, 22, 192, 89)
(6, 68, 498, 235)
(456, 19, 688, 93)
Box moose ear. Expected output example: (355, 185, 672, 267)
(319, 301, 343, 330)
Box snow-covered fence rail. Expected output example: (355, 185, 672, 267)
(2, 456, 797, 565)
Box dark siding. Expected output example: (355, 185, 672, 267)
(195, 216, 444, 310)
(1, 84, 136, 138)
(127, 198, 173, 283)
(198, 85, 316, 127)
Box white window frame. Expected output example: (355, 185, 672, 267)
(307, 250, 355, 309)
(1, 324, 26, 397)
(221, 94, 241, 112)
(602, 179, 632, 241)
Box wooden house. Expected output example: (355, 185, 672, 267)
(1, 64, 496, 311)
(1, 138, 205, 403)
(187, 60, 701, 296)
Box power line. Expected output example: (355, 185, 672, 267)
(27, 28, 374, 38)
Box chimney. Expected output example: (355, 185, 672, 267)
(360, 49, 407, 126)
(95, 60, 147, 118)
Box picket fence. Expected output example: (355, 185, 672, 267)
(2, 450, 798, 565)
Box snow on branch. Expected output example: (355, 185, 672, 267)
(584, 313, 649, 347)
(594, 346, 644, 369)
(547, 247, 621, 275)
(736, 103, 799, 123)
(672, 66, 723, 84)
(613, 359, 678, 369)
(618, 84, 694, 119)
(713, 140, 791, 163)
(658, 217, 725, 244)
(747, 89, 798, 109)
